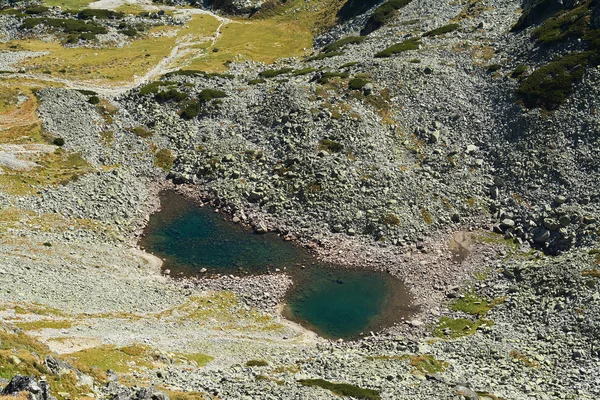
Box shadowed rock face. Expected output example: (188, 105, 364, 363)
(337, 0, 383, 22)
(2, 375, 56, 400)
(515, 0, 585, 29)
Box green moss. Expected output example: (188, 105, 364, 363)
(139, 81, 176, 96)
(433, 316, 493, 338)
(248, 78, 266, 84)
(362, 0, 412, 35)
(451, 292, 505, 316)
(381, 213, 400, 225)
(77, 8, 124, 19)
(375, 38, 421, 58)
(404, 354, 449, 375)
(298, 379, 381, 400)
(129, 126, 152, 138)
(486, 64, 501, 72)
(317, 71, 350, 84)
(154, 148, 174, 172)
(292, 67, 317, 76)
(509, 350, 539, 368)
(348, 77, 370, 90)
(198, 89, 226, 102)
(511, 64, 528, 78)
(155, 89, 188, 103)
(180, 103, 202, 119)
(246, 359, 269, 367)
(517, 52, 589, 110)
(258, 68, 293, 78)
(532, 3, 591, 45)
(318, 138, 343, 152)
(323, 36, 365, 52)
(306, 51, 344, 61)
(21, 17, 107, 34)
(423, 23, 460, 37)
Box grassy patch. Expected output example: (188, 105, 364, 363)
(161, 390, 212, 400)
(139, 81, 177, 96)
(511, 64, 528, 78)
(348, 77, 370, 90)
(306, 51, 344, 61)
(41, 0, 95, 10)
(258, 68, 292, 78)
(423, 23, 460, 37)
(509, 350, 539, 368)
(451, 292, 505, 316)
(433, 316, 493, 338)
(14, 319, 73, 331)
(292, 67, 317, 76)
(67, 344, 154, 377)
(187, 19, 311, 72)
(246, 359, 269, 367)
(375, 38, 421, 58)
(318, 138, 343, 153)
(0, 148, 94, 195)
(362, 0, 412, 35)
(1, 25, 178, 85)
(173, 353, 213, 367)
(158, 292, 284, 333)
(517, 52, 589, 110)
(323, 36, 365, 52)
(582, 269, 600, 278)
(154, 148, 175, 172)
(198, 89, 226, 101)
(316, 71, 349, 83)
(298, 379, 381, 400)
(129, 126, 152, 138)
(0, 330, 50, 354)
(404, 354, 449, 375)
(532, 2, 591, 45)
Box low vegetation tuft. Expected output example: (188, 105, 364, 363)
(348, 77, 370, 90)
(423, 23, 460, 37)
(258, 68, 293, 78)
(298, 379, 381, 400)
(322, 36, 365, 53)
(246, 359, 269, 367)
(375, 38, 421, 57)
(361, 0, 412, 35)
(517, 52, 589, 110)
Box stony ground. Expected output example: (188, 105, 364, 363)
(0, 0, 599, 399)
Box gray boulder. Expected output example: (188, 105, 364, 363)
(2, 375, 57, 400)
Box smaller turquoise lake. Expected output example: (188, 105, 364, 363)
(140, 191, 416, 339)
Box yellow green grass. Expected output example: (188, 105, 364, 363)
(0, 148, 94, 195)
(0, 26, 179, 84)
(434, 316, 494, 339)
(186, 19, 311, 72)
(67, 344, 155, 375)
(0, 79, 54, 144)
(41, 0, 95, 10)
(451, 292, 505, 316)
(252, 0, 346, 34)
(14, 319, 74, 331)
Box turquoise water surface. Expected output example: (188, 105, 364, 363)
(140, 191, 415, 339)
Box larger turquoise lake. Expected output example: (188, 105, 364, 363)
(140, 191, 416, 339)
